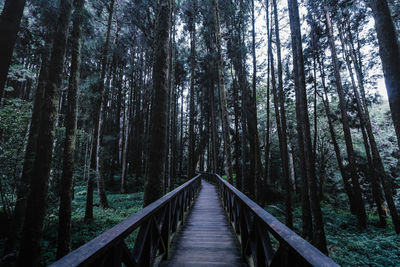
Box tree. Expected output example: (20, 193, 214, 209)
(272, 0, 293, 228)
(56, 0, 85, 257)
(287, 0, 327, 253)
(213, 0, 233, 184)
(17, 0, 74, 264)
(316, 52, 357, 215)
(325, 8, 367, 228)
(85, 0, 116, 219)
(0, 0, 27, 102)
(369, 0, 400, 150)
(247, 0, 263, 201)
(188, 0, 197, 179)
(143, 0, 171, 207)
(342, 8, 400, 234)
(4, 32, 52, 257)
(337, 21, 387, 227)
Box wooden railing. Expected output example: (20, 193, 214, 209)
(202, 173, 339, 267)
(50, 174, 202, 267)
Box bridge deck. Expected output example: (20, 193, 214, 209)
(162, 180, 245, 267)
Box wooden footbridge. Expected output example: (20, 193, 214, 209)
(51, 173, 339, 267)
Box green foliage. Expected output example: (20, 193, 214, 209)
(7, 65, 35, 84)
(41, 184, 144, 265)
(265, 202, 400, 266)
(0, 98, 31, 214)
(324, 207, 400, 266)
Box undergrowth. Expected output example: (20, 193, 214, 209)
(265, 204, 400, 266)
(41, 185, 143, 265)
(5, 181, 398, 266)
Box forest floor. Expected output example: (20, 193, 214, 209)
(2, 182, 398, 266)
(40, 183, 144, 265)
(265, 203, 400, 266)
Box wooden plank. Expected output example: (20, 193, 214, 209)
(163, 262, 247, 267)
(162, 181, 245, 267)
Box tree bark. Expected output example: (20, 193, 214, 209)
(0, 0, 27, 102)
(179, 84, 185, 177)
(85, 0, 115, 219)
(345, 17, 400, 233)
(316, 55, 357, 217)
(232, 68, 242, 189)
(188, 0, 197, 179)
(4, 31, 52, 258)
(272, 0, 292, 228)
(17, 0, 73, 265)
(338, 25, 387, 228)
(210, 80, 218, 173)
(213, 0, 233, 184)
(369, 0, 400, 149)
(325, 8, 366, 228)
(250, 0, 263, 202)
(143, 0, 170, 206)
(56, 0, 85, 258)
(264, 0, 271, 187)
(288, 0, 327, 253)
(169, 2, 177, 190)
(121, 88, 131, 193)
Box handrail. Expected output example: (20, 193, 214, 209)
(201, 172, 339, 267)
(51, 174, 202, 267)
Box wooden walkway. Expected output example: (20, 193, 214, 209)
(162, 180, 246, 267)
(52, 174, 339, 267)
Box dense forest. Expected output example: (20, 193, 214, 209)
(0, 0, 400, 265)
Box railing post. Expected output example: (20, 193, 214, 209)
(161, 201, 171, 260)
(132, 220, 151, 266)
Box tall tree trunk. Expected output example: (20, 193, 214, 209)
(270, 46, 291, 228)
(272, 0, 292, 228)
(169, 2, 177, 190)
(179, 84, 185, 177)
(213, 0, 233, 183)
(0, 0, 27, 102)
(316, 53, 357, 215)
(264, 0, 271, 187)
(338, 25, 387, 228)
(369, 0, 400, 149)
(56, 0, 85, 258)
(346, 18, 400, 233)
(188, 0, 197, 180)
(4, 31, 52, 257)
(143, 0, 171, 206)
(17, 0, 73, 265)
(325, 8, 366, 228)
(121, 89, 131, 193)
(85, 0, 115, 219)
(133, 51, 144, 181)
(288, 0, 327, 253)
(232, 68, 242, 189)
(210, 80, 218, 173)
(250, 0, 263, 202)
(311, 32, 318, 160)
(283, 3, 313, 241)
